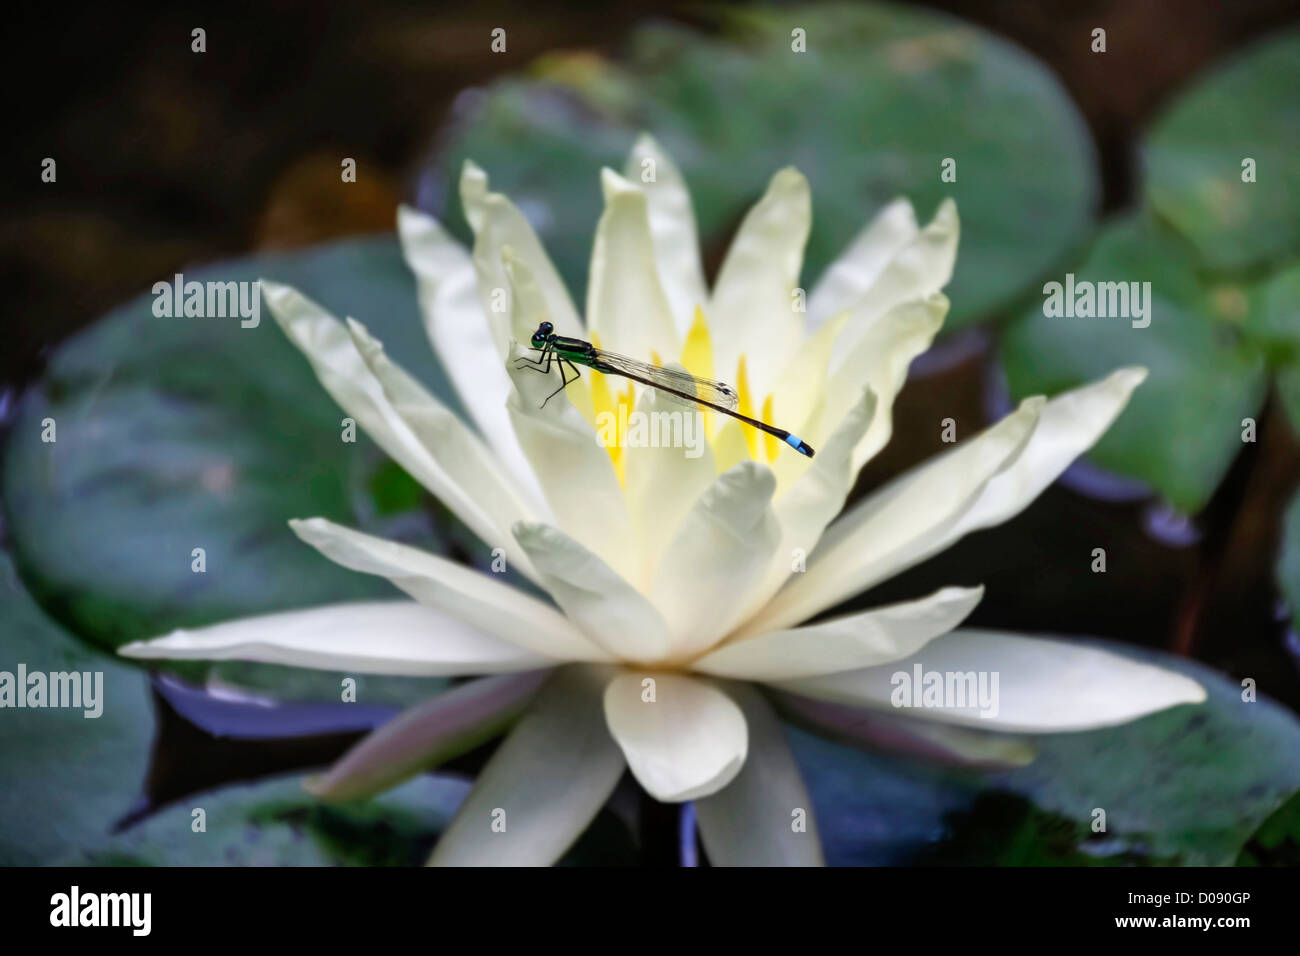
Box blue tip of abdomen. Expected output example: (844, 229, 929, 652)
(784, 434, 815, 458)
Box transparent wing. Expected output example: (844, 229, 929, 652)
(590, 348, 739, 412)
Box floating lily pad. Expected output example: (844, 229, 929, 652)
(1144, 29, 1300, 273)
(2, 236, 468, 672)
(426, 3, 1097, 332)
(1001, 213, 1268, 513)
(0, 549, 154, 865)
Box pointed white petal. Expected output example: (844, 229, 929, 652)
(694, 682, 823, 865)
(775, 628, 1207, 732)
(709, 167, 811, 395)
(745, 396, 1043, 635)
(119, 601, 547, 676)
(770, 689, 1037, 768)
(623, 133, 707, 335)
(817, 294, 948, 470)
(459, 160, 583, 339)
(603, 671, 747, 802)
(347, 316, 544, 538)
(946, 368, 1148, 539)
(289, 517, 608, 662)
(506, 343, 633, 579)
(397, 206, 543, 499)
(430, 665, 625, 866)
(828, 199, 959, 376)
(807, 198, 918, 329)
(514, 521, 673, 664)
(586, 168, 681, 359)
(306, 670, 550, 801)
(264, 280, 521, 560)
(695, 586, 983, 681)
(650, 461, 781, 658)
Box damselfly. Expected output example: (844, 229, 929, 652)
(515, 321, 815, 458)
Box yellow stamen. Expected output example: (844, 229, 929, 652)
(735, 355, 757, 458)
(761, 393, 779, 461)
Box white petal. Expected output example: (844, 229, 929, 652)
(623, 133, 707, 335)
(514, 521, 673, 663)
(775, 628, 1207, 732)
(501, 252, 593, 423)
(694, 585, 983, 681)
(828, 199, 959, 376)
(946, 367, 1148, 539)
(264, 280, 520, 560)
(603, 671, 747, 802)
(397, 206, 543, 500)
(119, 601, 547, 676)
(506, 343, 634, 579)
(786, 368, 1148, 631)
(744, 396, 1044, 636)
(586, 168, 681, 359)
(289, 517, 608, 662)
(817, 294, 948, 470)
(650, 461, 781, 658)
(430, 665, 625, 866)
(623, 386, 718, 590)
(709, 167, 811, 396)
(807, 197, 918, 329)
(459, 160, 583, 339)
(771, 689, 1037, 768)
(744, 387, 877, 623)
(307, 670, 550, 801)
(693, 682, 823, 865)
(346, 316, 544, 538)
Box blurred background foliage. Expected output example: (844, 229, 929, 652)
(3, 0, 1300, 865)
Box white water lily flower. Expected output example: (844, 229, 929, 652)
(121, 134, 1205, 866)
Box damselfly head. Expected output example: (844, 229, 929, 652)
(530, 321, 554, 347)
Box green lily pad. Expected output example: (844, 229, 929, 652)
(1236, 788, 1300, 865)
(1242, 263, 1300, 432)
(2, 236, 468, 670)
(58, 774, 470, 866)
(794, 637, 1300, 865)
(1144, 29, 1300, 273)
(1001, 213, 1268, 513)
(428, 2, 1097, 332)
(0, 549, 154, 865)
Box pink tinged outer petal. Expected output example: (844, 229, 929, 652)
(768, 688, 1036, 769)
(602, 671, 748, 803)
(305, 670, 552, 802)
(118, 601, 548, 676)
(693, 681, 824, 866)
(429, 664, 625, 866)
